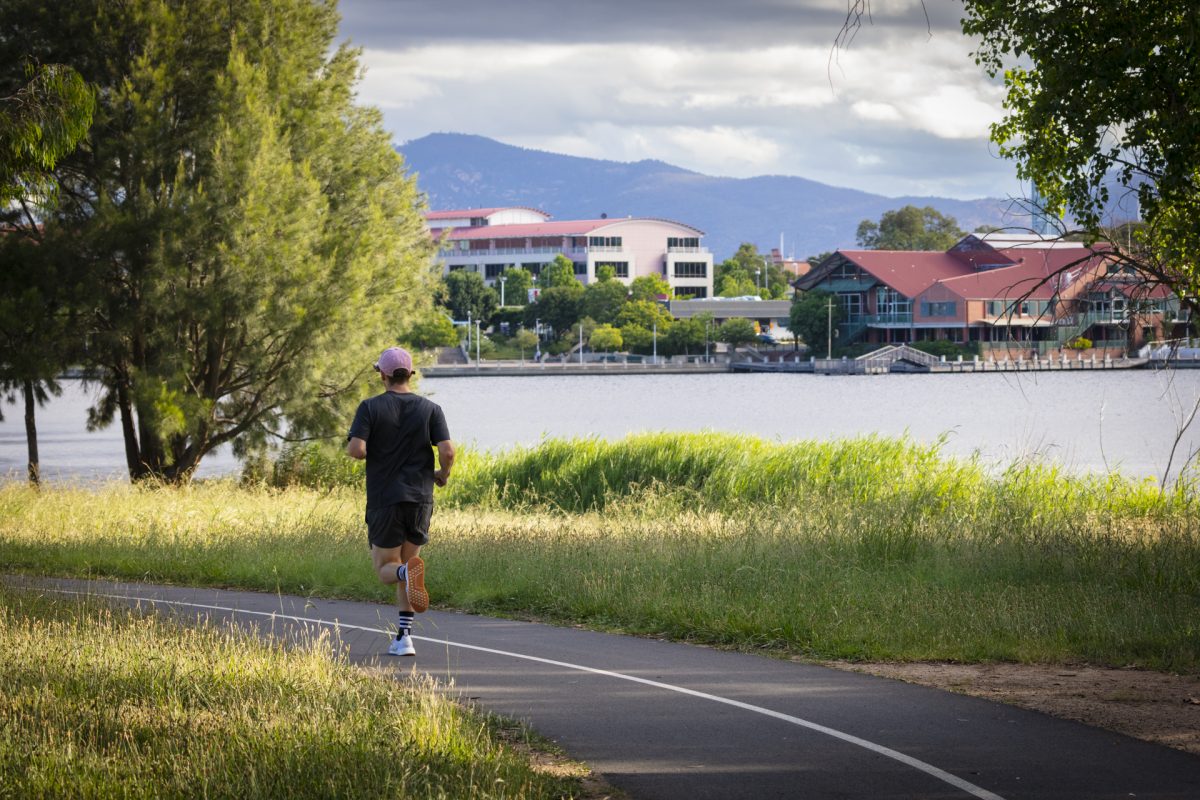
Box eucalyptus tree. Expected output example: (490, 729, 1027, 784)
(961, 0, 1200, 312)
(0, 0, 436, 482)
(0, 59, 94, 484)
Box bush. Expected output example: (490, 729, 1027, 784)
(1067, 336, 1093, 350)
(910, 340, 969, 358)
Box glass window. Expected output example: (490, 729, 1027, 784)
(673, 262, 707, 278)
(597, 261, 629, 278)
(485, 264, 506, 279)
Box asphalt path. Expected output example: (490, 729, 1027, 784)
(10, 576, 1199, 800)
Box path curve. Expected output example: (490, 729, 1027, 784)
(11, 577, 1199, 800)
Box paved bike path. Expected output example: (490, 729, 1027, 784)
(12, 577, 1199, 800)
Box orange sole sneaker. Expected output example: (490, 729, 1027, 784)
(405, 556, 428, 612)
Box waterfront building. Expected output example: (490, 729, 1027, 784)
(668, 297, 794, 339)
(428, 207, 715, 299)
(796, 233, 1187, 357)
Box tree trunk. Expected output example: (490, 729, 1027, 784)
(22, 378, 39, 486)
(114, 371, 145, 481)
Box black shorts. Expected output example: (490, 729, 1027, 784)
(365, 502, 432, 549)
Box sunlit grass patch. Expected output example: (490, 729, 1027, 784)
(2, 432, 1198, 672)
(0, 586, 579, 799)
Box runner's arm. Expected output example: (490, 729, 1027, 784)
(346, 437, 367, 460)
(434, 440, 455, 486)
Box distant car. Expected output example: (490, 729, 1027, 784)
(757, 334, 778, 345)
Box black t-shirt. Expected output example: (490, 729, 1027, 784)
(347, 391, 450, 508)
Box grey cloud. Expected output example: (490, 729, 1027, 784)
(338, 0, 962, 49)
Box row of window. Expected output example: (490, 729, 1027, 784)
(921, 301, 957, 317)
(596, 261, 629, 278)
(667, 237, 700, 249)
(985, 300, 1052, 317)
(673, 262, 707, 278)
(588, 236, 623, 248)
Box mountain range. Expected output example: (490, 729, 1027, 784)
(398, 133, 1028, 261)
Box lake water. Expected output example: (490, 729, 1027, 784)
(3, 370, 1200, 483)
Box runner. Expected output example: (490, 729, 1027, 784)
(346, 346, 454, 656)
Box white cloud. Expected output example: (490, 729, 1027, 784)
(357, 27, 1020, 198)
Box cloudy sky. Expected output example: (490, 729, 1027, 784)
(339, 0, 1024, 200)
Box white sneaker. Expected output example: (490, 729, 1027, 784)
(387, 634, 416, 657)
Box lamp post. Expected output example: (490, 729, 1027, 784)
(475, 319, 481, 365)
(534, 317, 541, 362)
(499, 274, 506, 307)
(466, 311, 472, 356)
(652, 322, 658, 364)
(826, 297, 834, 359)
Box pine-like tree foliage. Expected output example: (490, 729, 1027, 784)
(0, 0, 437, 481)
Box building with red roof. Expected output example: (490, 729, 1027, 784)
(427, 207, 714, 299)
(796, 234, 1186, 356)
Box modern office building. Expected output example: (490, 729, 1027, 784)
(427, 207, 715, 298)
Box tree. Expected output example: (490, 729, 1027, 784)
(855, 205, 963, 251)
(513, 328, 539, 361)
(806, 251, 833, 268)
(629, 274, 671, 302)
(1, 61, 95, 206)
(715, 243, 789, 298)
(569, 316, 597, 348)
(0, 232, 79, 484)
(664, 316, 706, 356)
(538, 254, 582, 289)
(615, 299, 673, 337)
(0, 61, 94, 484)
(595, 264, 617, 282)
(718, 317, 758, 348)
(789, 291, 841, 354)
(403, 310, 458, 349)
(590, 324, 622, 353)
(498, 266, 532, 306)
(443, 270, 499, 323)
(0, 0, 437, 482)
(960, 1, 1200, 313)
(619, 323, 652, 353)
(525, 283, 584, 337)
(579, 278, 629, 324)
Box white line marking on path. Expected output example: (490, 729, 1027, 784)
(48, 587, 1005, 800)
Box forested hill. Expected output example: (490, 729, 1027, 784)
(397, 133, 1020, 261)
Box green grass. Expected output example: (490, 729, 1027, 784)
(3, 433, 1198, 672)
(0, 586, 581, 799)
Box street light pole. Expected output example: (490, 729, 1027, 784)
(499, 275, 506, 307)
(826, 297, 833, 359)
(475, 319, 481, 366)
(653, 322, 658, 363)
(466, 311, 472, 356)
(534, 317, 541, 361)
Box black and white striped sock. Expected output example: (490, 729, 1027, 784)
(396, 610, 414, 640)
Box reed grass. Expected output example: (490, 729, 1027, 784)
(0, 586, 579, 799)
(2, 433, 1197, 672)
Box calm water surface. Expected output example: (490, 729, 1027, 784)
(3, 371, 1199, 482)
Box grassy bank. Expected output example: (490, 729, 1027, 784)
(0, 586, 579, 799)
(2, 433, 1198, 672)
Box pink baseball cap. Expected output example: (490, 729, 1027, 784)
(374, 346, 414, 376)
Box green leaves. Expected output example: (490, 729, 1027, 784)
(1, 0, 436, 481)
(963, 1, 1200, 310)
(855, 205, 963, 251)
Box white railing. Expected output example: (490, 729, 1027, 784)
(668, 246, 709, 254)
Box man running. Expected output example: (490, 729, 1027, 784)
(347, 346, 454, 657)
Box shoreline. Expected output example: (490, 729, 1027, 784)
(423, 356, 1153, 377)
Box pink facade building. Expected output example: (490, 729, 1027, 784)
(427, 207, 715, 299)
(797, 234, 1186, 356)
